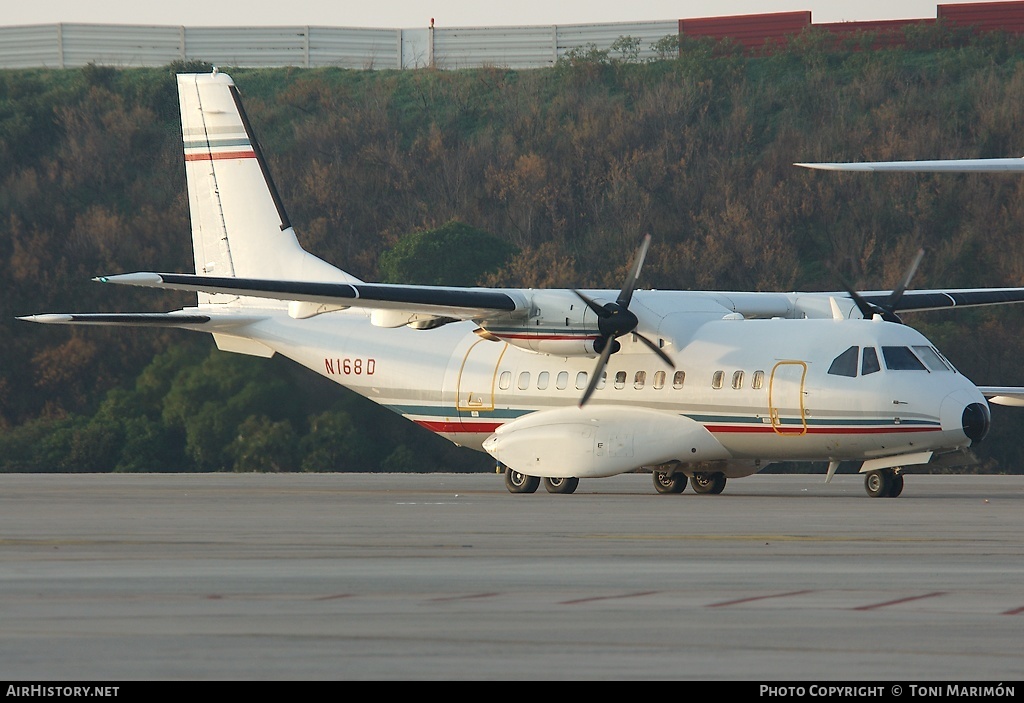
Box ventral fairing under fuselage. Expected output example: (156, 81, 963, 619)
(19, 71, 1024, 498)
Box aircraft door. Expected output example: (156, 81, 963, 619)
(456, 339, 508, 420)
(768, 361, 808, 436)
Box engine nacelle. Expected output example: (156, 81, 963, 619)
(482, 406, 732, 478)
(480, 290, 601, 356)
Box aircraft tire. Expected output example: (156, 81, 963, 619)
(691, 472, 726, 495)
(505, 469, 540, 494)
(653, 470, 687, 494)
(865, 470, 891, 498)
(887, 472, 905, 498)
(543, 476, 579, 494)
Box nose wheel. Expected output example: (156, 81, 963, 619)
(504, 468, 540, 494)
(865, 469, 904, 498)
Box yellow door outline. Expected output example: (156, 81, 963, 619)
(768, 360, 808, 436)
(456, 340, 508, 412)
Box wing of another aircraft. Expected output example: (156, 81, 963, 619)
(978, 387, 1024, 407)
(796, 158, 1024, 172)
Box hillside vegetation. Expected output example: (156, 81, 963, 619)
(4, 26, 1024, 472)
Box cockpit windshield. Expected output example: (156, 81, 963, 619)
(828, 344, 948, 377)
(912, 346, 953, 372)
(881, 346, 927, 371)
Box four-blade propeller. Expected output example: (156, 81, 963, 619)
(572, 234, 675, 407)
(841, 248, 925, 324)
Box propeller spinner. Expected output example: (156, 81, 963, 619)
(573, 234, 675, 406)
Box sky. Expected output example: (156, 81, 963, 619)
(1, 1, 999, 28)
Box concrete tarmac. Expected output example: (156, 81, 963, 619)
(0, 471, 1022, 681)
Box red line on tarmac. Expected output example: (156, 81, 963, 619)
(708, 589, 816, 607)
(315, 593, 354, 601)
(852, 591, 946, 610)
(1001, 605, 1024, 615)
(559, 590, 659, 605)
(429, 592, 502, 602)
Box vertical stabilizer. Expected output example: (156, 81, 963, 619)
(177, 72, 358, 306)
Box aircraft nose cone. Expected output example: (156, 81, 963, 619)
(962, 402, 991, 443)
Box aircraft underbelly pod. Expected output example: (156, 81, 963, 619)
(482, 406, 732, 478)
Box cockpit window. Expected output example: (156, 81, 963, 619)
(828, 346, 858, 377)
(861, 347, 880, 375)
(913, 346, 952, 372)
(882, 346, 927, 371)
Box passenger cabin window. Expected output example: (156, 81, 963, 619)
(913, 346, 952, 372)
(575, 371, 588, 390)
(731, 371, 744, 390)
(828, 346, 859, 377)
(537, 371, 550, 390)
(673, 371, 685, 389)
(556, 371, 568, 390)
(614, 371, 626, 389)
(882, 346, 927, 371)
(499, 371, 511, 390)
(597, 371, 607, 390)
(712, 371, 724, 389)
(752, 370, 764, 390)
(634, 371, 646, 389)
(518, 372, 530, 390)
(653, 371, 666, 390)
(861, 347, 880, 375)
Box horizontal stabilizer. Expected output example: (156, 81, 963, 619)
(796, 158, 1024, 173)
(95, 272, 526, 320)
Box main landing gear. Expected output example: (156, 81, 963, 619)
(864, 468, 904, 498)
(690, 471, 727, 495)
(652, 470, 687, 494)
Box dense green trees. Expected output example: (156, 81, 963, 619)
(4, 26, 1024, 471)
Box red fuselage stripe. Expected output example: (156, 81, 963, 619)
(184, 150, 257, 162)
(413, 418, 940, 436)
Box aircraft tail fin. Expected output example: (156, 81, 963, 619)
(177, 71, 359, 305)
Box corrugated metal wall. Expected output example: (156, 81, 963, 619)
(0, 24, 61, 68)
(433, 26, 557, 69)
(554, 21, 679, 62)
(679, 11, 811, 49)
(3, 4, 1024, 70)
(814, 19, 935, 49)
(0, 20, 678, 70)
(939, 1, 1024, 32)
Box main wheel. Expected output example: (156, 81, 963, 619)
(887, 472, 905, 498)
(505, 469, 540, 494)
(543, 476, 579, 494)
(865, 469, 892, 498)
(653, 470, 687, 494)
(691, 472, 727, 495)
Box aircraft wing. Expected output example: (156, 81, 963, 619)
(17, 311, 264, 329)
(978, 387, 1024, 407)
(795, 158, 1024, 172)
(858, 288, 1024, 313)
(93, 272, 528, 320)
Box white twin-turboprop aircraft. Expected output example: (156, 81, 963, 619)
(20, 72, 1024, 497)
